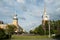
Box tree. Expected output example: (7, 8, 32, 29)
(56, 20, 60, 35)
(30, 25, 44, 35)
(34, 25, 44, 35)
(5, 25, 17, 38)
(0, 28, 6, 39)
(30, 20, 60, 35)
(29, 30, 34, 34)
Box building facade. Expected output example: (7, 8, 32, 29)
(0, 14, 23, 33)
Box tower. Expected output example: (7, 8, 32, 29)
(13, 14, 23, 33)
(42, 3, 49, 21)
(42, 3, 49, 35)
(13, 14, 18, 26)
(13, 14, 19, 32)
(13, 14, 20, 33)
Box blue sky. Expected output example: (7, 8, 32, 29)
(0, 0, 60, 32)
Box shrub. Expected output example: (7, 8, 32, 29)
(0, 28, 12, 39)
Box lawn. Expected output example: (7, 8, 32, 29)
(11, 35, 53, 40)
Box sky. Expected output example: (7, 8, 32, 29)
(0, 0, 60, 32)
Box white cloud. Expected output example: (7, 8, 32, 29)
(25, 5, 42, 17)
(17, 0, 25, 3)
(54, 0, 60, 6)
(45, 0, 54, 4)
(56, 8, 60, 12)
(45, 0, 60, 6)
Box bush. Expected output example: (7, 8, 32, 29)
(0, 28, 6, 39)
(0, 28, 12, 39)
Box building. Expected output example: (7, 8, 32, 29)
(42, 4, 49, 35)
(13, 14, 23, 33)
(0, 21, 7, 29)
(0, 14, 23, 33)
(0, 24, 7, 29)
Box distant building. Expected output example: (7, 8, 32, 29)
(0, 24, 7, 29)
(0, 21, 7, 29)
(0, 14, 23, 33)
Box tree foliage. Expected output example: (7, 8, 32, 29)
(30, 25, 44, 35)
(0, 25, 17, 39)
(30, 20, 60, 35)
(6, 25, 17, 35)
(0, 28, 6, 39)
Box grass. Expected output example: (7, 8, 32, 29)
(11, 35, 53, 40)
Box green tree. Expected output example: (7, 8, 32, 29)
(0, 28, 6, 39)
(56, 20, 60, 35)
(30, 20, 60, 35)
(29, 30, 34, 34)
(30, 25, 44, 35)
(5, 25, 17, 38)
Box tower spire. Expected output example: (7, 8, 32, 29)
(42, 2, 48, 21)
(42, 1, 50, 37)
(44, 2, 46, 15)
